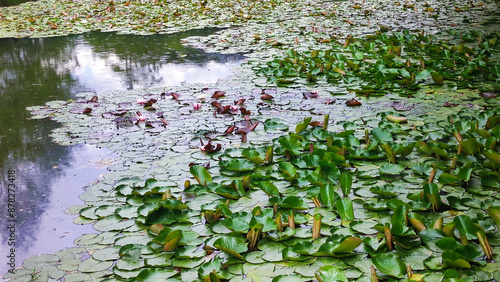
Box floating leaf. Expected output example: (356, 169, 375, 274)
(256, 181, 280, 197)
(319, 183, 338, 208)
(190, 165, 212, 186)
(296, 117, 312, 134)
(278, 162, 297, 181)
(163, 230, 182, 252)
(339, 173, 352, 197)
(336, 198, 354, 222)
(346, 98, 362, 106)
(372, 253, 406, 278)
(220, 159, 256, 172)
(315, 266, 348, 282)
(483, 150, 500, 165)
(386, 115, 407, 123)
(442, 251, 471, 268)
(372, 128, 392, 143)
(136, 268, 179, 281)
(331, 237, 363, 253)
(379, 164, 405, 175)
(213, 236, 247, 260)
(453, 215, 477, 240)
(487, 206, 500, 228)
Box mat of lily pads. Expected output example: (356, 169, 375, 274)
(3, 0, 500, 281)
(12, 73, 500, 281)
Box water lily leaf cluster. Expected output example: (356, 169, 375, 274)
(6, 0, 500, 280)
(15, 104, 500, 280)
(0, 0, 292, 37)
(254, 30, 500, 94)
(110, 110, 500, 280)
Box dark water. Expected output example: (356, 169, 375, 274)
(0, 0, 31, 7)
(0, 30, 244, 274)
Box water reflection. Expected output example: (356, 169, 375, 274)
(0, 30, 244, 274)
(0, 0, 31, 7)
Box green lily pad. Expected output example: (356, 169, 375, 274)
(315, 266, 348, 282)
(220, 159, 256, 172)
(379, 164, 405, 175)
(213, 236, 248, 260)
(372, 253, 406, 278)
(190, 165, 212, 186)
(79, 258, 113, 273)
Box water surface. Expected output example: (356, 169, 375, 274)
(0, 30, 244, 274)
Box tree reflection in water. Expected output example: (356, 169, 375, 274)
(0, 30, 244, 273)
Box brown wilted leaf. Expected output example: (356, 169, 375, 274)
(234, 99, 246, 105)
(240, 108, 251, 115)
(224, 124, 235, 134)
(309, 121, 323, 127)
(346, 98, 362, 106)
(211, 101, 224, 112)
(261, 94, 274, 100)
(144, 99, 157, 107)
(212, 90, 226, 99)
(168, 93, 179, 102)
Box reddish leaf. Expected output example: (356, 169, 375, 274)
(211, 101, 224, 112)
(169, 93, 180, 102)
(310, 121, 323, 127)
(236, 121, 259, 134)
(234, 99, 246, 105)
(200, 138, 222, 153)
(224, 125, 236, 134)
(82, 107, 92, 114)
(241, 134, 247, 143)
(161, 118, 169, 126)
(346, 98, 362, 106)
(261, 94, 274, 100)
(189, 162, 210, 169)
(88, 96, 98, 103)
(144, 98, 157, 107)
(240, 108, 251, 115)
(220, 105, 231, 114)
(249, 121, 259, 131)
(303, 91, 319, 99)
(212, 90, 226, 99)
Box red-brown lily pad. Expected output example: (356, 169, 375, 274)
(346, 98, 362, 106)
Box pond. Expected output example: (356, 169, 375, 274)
(0, 29, 245, 275)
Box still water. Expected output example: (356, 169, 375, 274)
(0, 30, 244, 274)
